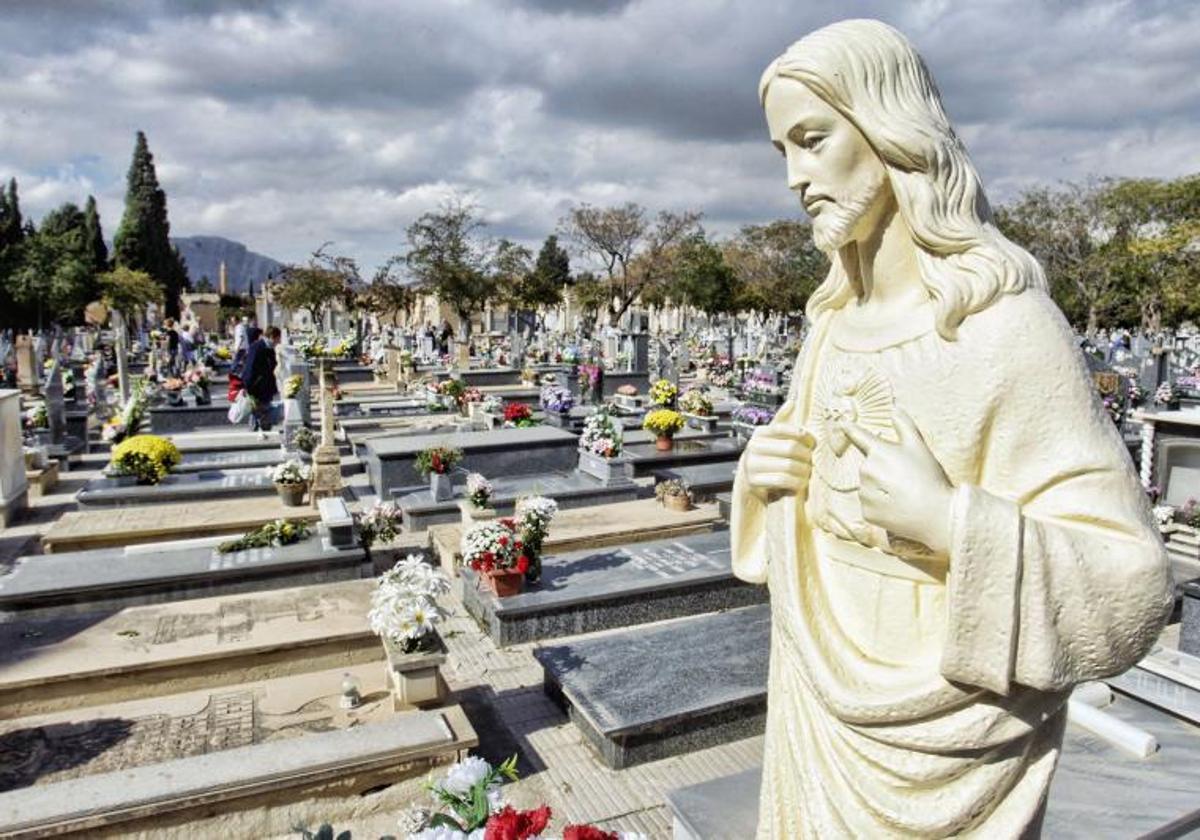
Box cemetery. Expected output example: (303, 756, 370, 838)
(0, 8, 1198, 840)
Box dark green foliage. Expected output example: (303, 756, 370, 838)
(83, 195, 108, 272)
(113, 131, 188, 317)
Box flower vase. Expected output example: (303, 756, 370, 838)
(430, 472, 453, 502)
(383, 633, 448, 710)
(485, 569, 525, 597)
(664, 493, 691, 512)
(655, 435, 674, 452)
(276, 482, 306, 506)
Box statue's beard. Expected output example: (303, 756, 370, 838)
(810, 171, 888, 253)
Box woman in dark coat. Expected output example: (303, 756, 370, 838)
(239, 326, 279, 431)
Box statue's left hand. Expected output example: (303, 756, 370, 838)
(839, 409, 954, 555)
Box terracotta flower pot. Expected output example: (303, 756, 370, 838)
(664, 493, 691, 512)
(655, 435, 674, 451)
(485, 569, 525, 597)
(276, 482, 306, 506)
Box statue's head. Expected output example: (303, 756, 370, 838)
(759, 19, 1045, 339)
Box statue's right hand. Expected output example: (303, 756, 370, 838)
(742, 421, 815, 503)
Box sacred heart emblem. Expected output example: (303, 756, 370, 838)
(811, 360, 896, 492)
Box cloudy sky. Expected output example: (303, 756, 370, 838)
(1, 0, 1196, 275)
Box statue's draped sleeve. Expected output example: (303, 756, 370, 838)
(941, 294, 1173, 695)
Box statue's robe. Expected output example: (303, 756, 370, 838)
(731, 290, 1172, 838)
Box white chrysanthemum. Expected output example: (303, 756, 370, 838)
(439, 755, 492, 795)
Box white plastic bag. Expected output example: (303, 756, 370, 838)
(228, 390, 251, 424)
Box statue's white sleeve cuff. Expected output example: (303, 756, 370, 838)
(940, 484, 1022, 695)
(730, 457, 770, 584)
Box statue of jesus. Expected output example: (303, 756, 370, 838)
(732, 19, 1173, 838)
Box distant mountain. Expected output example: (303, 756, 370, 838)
(171, 235, 284, 295)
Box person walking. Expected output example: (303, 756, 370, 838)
(241, 326, 281, 432)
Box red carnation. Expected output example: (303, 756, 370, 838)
(563, 826, 619, 840)
(499, 535, 509, 547)
(516, 554, 529, 574)
(485, 805, 552, 840)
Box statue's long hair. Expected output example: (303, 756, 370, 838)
(759, 19, 1045, 339)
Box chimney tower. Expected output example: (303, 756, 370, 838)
(218, 261, 228, 295)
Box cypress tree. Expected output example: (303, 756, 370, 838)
(0, 178, 24, 248)
(83, 195, 109, 273)
(113, 131, 187, 317)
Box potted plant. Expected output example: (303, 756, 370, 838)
(577, 410, 626, 483)
(368, 553, 452, 708)
(656, 478, 693, 512)
(462, 472, 497, 525)
(1156, 380, 1181, 411)
(184, 366, 212, 405)
(292, 426, 317, 455)
(357, 499, 403, 565)
(679, 387, 717, 432)
(540, 384, 574, 426)
(732, 404, 776, 441)
(515, 495, 558, 583)
(461, 518, 527, 596)
(23, 403, 49, 445)
(268, 459, 311, 506)
(643, 408, 685, 450)
(110, 434, 182, 485)
(437, 377, 467, 412)
(416, 445, 463, 502)
(649, 378, 678, 408)
(460, 387, 485, 419)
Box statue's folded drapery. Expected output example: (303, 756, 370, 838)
(732, 290, 1172, 838)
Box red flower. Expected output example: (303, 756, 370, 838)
(516, 554, 529, 574)
(563, 826, 619, 840)
(431, 453, 443, 473)
(498, 535, 509, 547)
(485, 805, 552, 840)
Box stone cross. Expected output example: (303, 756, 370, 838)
(309, 357, 344, 508)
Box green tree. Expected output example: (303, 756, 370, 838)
(83, 195, 108, 273)
(661, 232, 742, 319)
(404, 199, 498, 353)
(275, 259, 349, 328)
(362, 255, 418, 326)
(566, 271, 609, 335)
(507, 235, 569, 330)
(113, 131, 188, 318)
(99, 265, 164, 316)
(0, 178, 29, 327)
(724, 220, 826, 322)
(8, 203, 97, 326)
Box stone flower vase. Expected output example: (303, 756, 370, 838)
(485, 568, 525, 597)
(276, 481, 306, 506)
(655, 435, 675, 452)
(383, 632, 448, 710)
(430, 471, 453, 502)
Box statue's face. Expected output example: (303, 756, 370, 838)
(764, 77, 891, 252)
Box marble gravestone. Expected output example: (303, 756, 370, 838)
(0, 390, 29, 527)
(731, 19, 1173, 839)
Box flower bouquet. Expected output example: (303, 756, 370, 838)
(1155, 381, 1180, 409)
(655, 478, 692, 512)
(578, 362, 602, 403)
(358, 500, 403, 552)
(284, 374, 304, 399)
(648, 378, 677, 407)
(679, 387, 713, 417)
(643, 408, 685, 450)
(503, 402, 538, 428)
(268, 458, 311, 505)
(217, 518, 310, 554)
(466, 473, 493, 509)
(417, 445, 463, 502)
(184, 365, 212, 404)
(540, 384, 574, 414)
(462, 518, 526, 595)
(515, 495, 558, 583)
(578, 411, 623, 459)
(111, 434, 181, 485)
(368, 553, 451, 654)
(23, 404, 48, 432)
(292, 426, 317, 454)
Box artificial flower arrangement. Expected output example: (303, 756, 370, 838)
(268, 459, 311, 486)
(416, 446, 463, 477)
(217, 518, 310, 554)
(481, 395, 503, 414)
(655, 478, 692, 511)
(642, 408, 685, 438)
(357, 500, 405, 561)
(742, 369, 781, 396)
(514, 495, 558, 583)
(1155, 381, 1180, 407)
(578, 410, 623, 458)
(648, 378, 677, 407)
(437, 378, 467, 401)
(23, 403, 48, 431)
(733, 404, 776, 426)
(111, 434, 182, 485)
(467, 473, 493, 509)
(460, 387, 484, 409)
(300, 337, 354, 360)
(503, 403, 538, 428)
(101, 384, 149, 444)
(399, 755, 646, 840)
(679, 387, 713, 416)
(1101, 394, 1123, 424)
(184, 366, 211, 388)
(462, 518, 527, 577)
(540, 384, 574, 413)
(1127, 380, 1146, 407)
(292, 426, 317, 454)
(577, 363, 602, 400)
(284, 374, 304, 399)
(615, 384, 638, 398)
(368, 553, 452, 653)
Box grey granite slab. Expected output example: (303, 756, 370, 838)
(455, 367, 521, 387)
(364, 425, 580, 495)
(166, 431, 286, 453)
(149, 403, 235, 433)
(0, 535, 369, 620)
(534, 603, 770, 768)
(331, 362, 375, 383)
(172, 448, 285, 473)
(76, 468, 277, 508)
(664, 688, 1200, 838)
(652, 462, 737, 496)
(395, 470, 639, 532)
(623, 436, 744, 478)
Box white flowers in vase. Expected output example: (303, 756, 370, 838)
(368, 554, 452, 652)
(267, 459, 311, 486)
